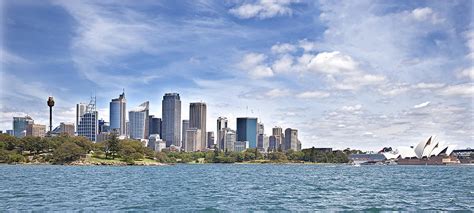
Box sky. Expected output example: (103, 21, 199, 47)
(0, 0, 473, 151)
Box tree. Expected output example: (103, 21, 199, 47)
(105, 132, 120, 159)
(0, 133, 19, 151)
(52, 141, 84, 164)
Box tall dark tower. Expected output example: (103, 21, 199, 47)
(47, 96, 55, 133)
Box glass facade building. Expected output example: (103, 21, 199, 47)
(109, 92, 126, 135)
(236, 117, 258, 148)
(128, 101, 149, 139)
(13, 116, 34, 138)
(162, 93, 181, 147)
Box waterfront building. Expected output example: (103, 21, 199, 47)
(224, 129, 237, 152)
(185, 128, 201, 152)
(189, 102, 207, 150)
(272, 126, 284, 150)
(257, 134, 270, 152)
(236, 117, 258, 148)
(162, 93, 181, 147)
(148, 134, 165, 152)
(13, 116, 34, 138)
(76, 103, 87, 132)
(182, 120, 189, 151)
(148, 116, 162, 137)
(128, 101, 149, 140)
(269, 135, 277, 151)
(77, 97, 98, 142)
(26, 124, 46, 137)
(59, 122, 75, 136)
(96, 132, 110, 143)
(207, 131, 214, 148)
(109, 91, 126, 136)
(216, 117, 228, 150)
(234, 141, 249, 152)
(98, 119, 110, 133)
(284, 128, 299, 151)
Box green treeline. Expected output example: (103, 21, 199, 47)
(0, 133, 350, 164)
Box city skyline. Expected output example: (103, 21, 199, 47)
(1, 0, 473, 150)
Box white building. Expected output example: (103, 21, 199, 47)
(185, 128, 202, 152)
(128, 101, 149, 140)
(234, 141, 249, 152)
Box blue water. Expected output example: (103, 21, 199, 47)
(0, 164, 473, 211)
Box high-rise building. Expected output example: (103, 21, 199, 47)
(257, 122, 264, 135)
(185, 128, 201, 152)
(257, 134, 269, 152)
(26, 124, 46, 137)
(284, 128, 298, 151)
(59, 122, 75, 136)
(189, 102, 207, 150)
(269, 135, 277, 151)
(98, 119, 110, 133)
(236, 117, 258, 148)
(76, 103, 86, 132)
(148, 134, 165, 152)
(216, 117, 228, 150)
(234, 141, 249, 152)
(162, 93, 181, 147)
(128, 101, 149, 140)
(110, 91, 126, 136)
(148, 116, 162, 137)
(6, 130, 14, 136)
(272, 126, 284, 150)
(224, 129, 237, 152)
(182, 120, 189, 150)
(13, 116, 34, 138)
(78, 97, 98, 142)
(207, 131, 215, 148)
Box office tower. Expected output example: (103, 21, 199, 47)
(110, 91, 126, 136)
(77, 97, 99, 142)
(216, 117, 228, 150)
(98, 119, 110, 133)
(207, 131, 214, 148)
(284, 128, 298, 151)
(236, 117, 258, 148)
(234, 141, 249, 152)
(272, 126, 284, 150)
(257, 134, 269, 152)
(26, 124, 46, 137)
(224, 129, 237, 152)
(185, 128, 201, 152)
(189, 102, 207, 150)
(148, 116, 162, 137)
(182, 120, 189, 150)
(269, 136, 277, 151)
(6, 130, 14, 136)
(257, 122, 264, 135)
(76, 103, 87, 131)
(59, 122, 75, 136)
(128, 101, 149, 139)
(162, 93, 181, 147)
(13, 116, 34, 138)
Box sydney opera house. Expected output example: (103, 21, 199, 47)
(382, 135, 460, 165)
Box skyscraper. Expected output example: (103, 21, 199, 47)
(207, 131, 214, 148)
(185, 128, 201, 152)
(128, 101, 149, 139)
(148, 115, 162, 137)
(216, 117, 228, 150)
(162, 93, 181, 147)
(284, 128, 299, 151)
(13, 116, 34, 138)
(272, 126, 284, 151)
(76, 103, 87, 132)
(189, 102, 207, 150)
(236, 117, 258, 148)
(110, 91, 126, 136)
(26, 124, 46, 137)
(257, 122, 264, 135)
(224, 129, 237, 152)
(59, 122, 75, 136)
(182, 120, 189, 150)
(77, 97, 98, 142)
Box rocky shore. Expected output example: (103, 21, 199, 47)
(68, 160, 168, 166)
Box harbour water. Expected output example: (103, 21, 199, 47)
(1, 164, 472, 211)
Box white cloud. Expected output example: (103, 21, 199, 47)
(411, 7, 442, 24)
(341, 104, 362, 112)
(271, 54, 293, 73)
(465, 30, 474, 59)
(413, 101, 430, 109)
(440, 83, 474, 97)
(0, 49, 28, 64)
(229, 0, 296, 19)
(296, 90, 330, 99)
(413, 82, 445, 89)
(298, 39, 317, 52)
(265, 88, 290, 98)
(307, 51, 359, 74)
(238, 53, 274, 78)
(271, 43, 297, 54)
(457, 67, 474, 80)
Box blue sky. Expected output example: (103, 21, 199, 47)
(1, 0, 473, 150)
